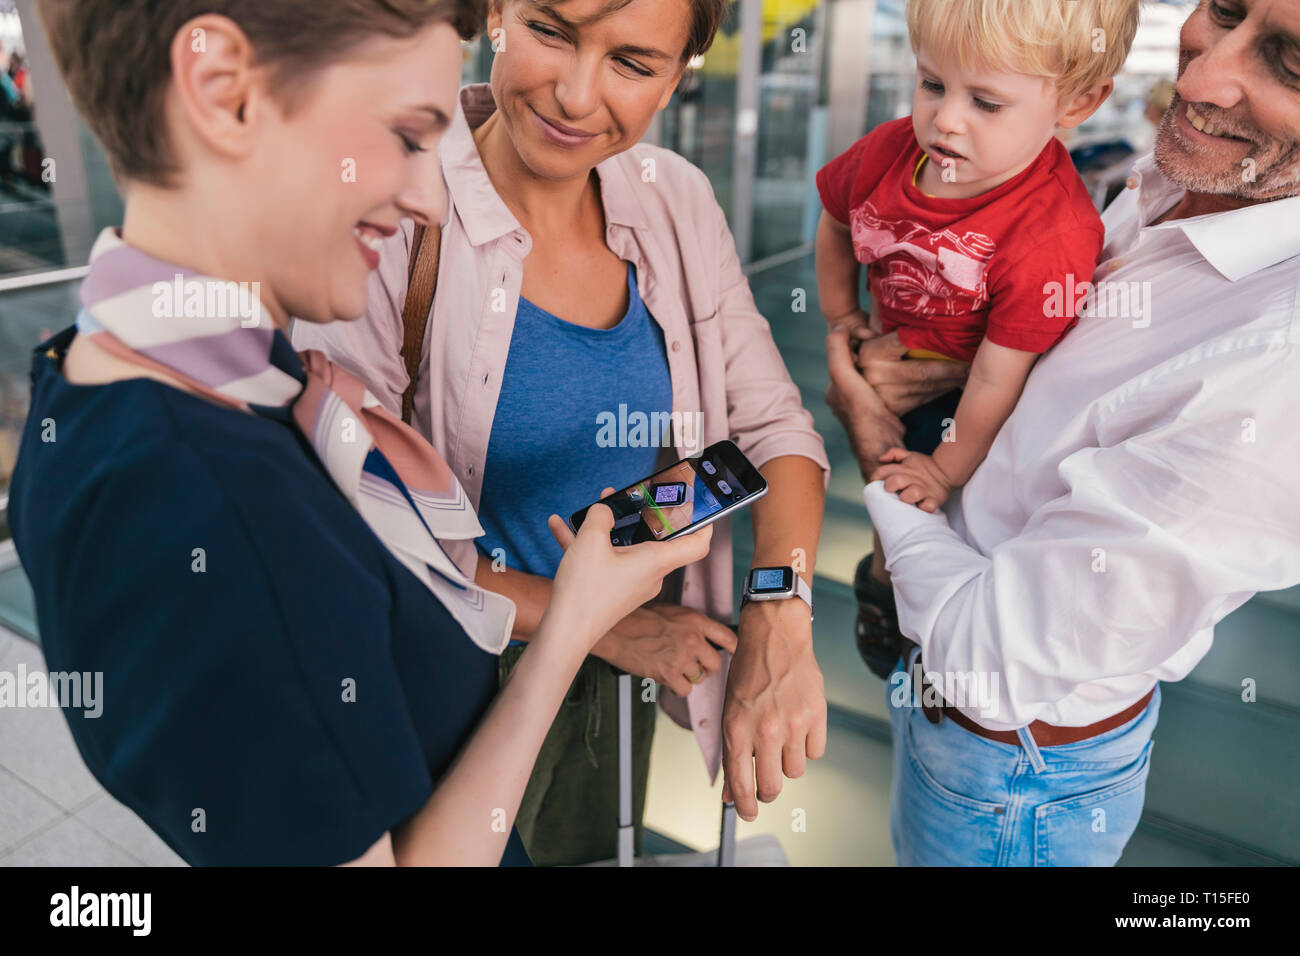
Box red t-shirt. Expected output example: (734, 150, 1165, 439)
(816, 116, 1104, 362)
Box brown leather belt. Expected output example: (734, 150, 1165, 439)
(910, 651, 1154, 748)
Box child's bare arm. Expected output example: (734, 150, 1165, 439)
(816, 211, 869, 334)
(931, 339, 1039, 488)
(870, 339, 1038, 512)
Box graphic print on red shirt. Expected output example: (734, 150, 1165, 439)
(817, 117, 1105, 363)
(850, 200, 998, 317)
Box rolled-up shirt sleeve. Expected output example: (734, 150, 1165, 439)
(291, 222, 415, 419)
(705, 179, 830, 484)
(865, 346, 1300, 728)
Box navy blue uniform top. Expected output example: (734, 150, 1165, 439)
(9, 327, 529, 866)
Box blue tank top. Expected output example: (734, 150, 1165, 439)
(477, 262, 673, 623)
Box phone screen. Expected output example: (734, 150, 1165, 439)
(570, 442, 766, 547)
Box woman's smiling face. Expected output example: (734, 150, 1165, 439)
(250, 22, 463, 326)
(486, 0, 691, 182)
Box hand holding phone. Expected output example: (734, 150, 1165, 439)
(546, 494, 714, 651)
(568, 441, 768, 547)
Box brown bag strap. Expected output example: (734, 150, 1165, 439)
(400, 222, 441, 424)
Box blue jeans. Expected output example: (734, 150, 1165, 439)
(886, 645, 1160, 866)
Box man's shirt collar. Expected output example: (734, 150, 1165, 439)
(1127, 150, 1300, 283)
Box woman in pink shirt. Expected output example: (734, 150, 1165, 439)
(294, 0, 830, 864)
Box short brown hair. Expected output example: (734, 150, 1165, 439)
(38, 0, 487, 186)
(677, 0, 731, 61)
(516, 0, 729, 62)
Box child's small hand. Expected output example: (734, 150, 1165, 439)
(869, 448, 954, 514)
(829, 309, 876, 357)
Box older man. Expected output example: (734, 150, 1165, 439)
(828, 0, 1300, 866)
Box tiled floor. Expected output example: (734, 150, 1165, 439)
(645, 710, 897, 866)
(0, 626, 184, 866)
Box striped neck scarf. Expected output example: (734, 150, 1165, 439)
(75, 228, 514, 655)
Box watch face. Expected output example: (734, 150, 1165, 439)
(651, 482, 687, 506)
(750, 567, 793, 594)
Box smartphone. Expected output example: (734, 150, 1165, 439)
(568, 440, 769, 547)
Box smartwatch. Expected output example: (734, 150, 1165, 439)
(742, 566, 814, 621)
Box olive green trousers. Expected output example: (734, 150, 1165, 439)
(498, 644, 656, 866)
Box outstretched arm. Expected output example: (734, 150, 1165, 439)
(389, 508, 714, 865)
(724, 454, 828, 822)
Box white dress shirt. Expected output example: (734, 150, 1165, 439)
(865, 150, 1300, 730)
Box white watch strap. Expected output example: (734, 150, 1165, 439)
(793, 573, 813, 612)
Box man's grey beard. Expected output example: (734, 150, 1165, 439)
(1153, 97, 1300, 202)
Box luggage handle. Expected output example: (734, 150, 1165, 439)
(615, 631, 736, 867)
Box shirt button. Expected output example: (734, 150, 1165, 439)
(671, 341, 681, 352)
(1126, 175, 1140, 190)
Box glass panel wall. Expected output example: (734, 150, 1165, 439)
(659, 0, 832, 264)
(751, 0, 827, 261)
(863, 0, 913, 133)
(658, 1, 742, 220)
(1, 1, 124, 278)
(0, 279, 77, 515)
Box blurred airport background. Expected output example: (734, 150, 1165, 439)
(0, 0, 1295, 866)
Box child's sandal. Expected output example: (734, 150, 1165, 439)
(853, 554, 905, 680)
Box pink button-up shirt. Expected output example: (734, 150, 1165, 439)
(293, 84, 829, 780)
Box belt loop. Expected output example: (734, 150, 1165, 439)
(1016, 725, 1047, 773)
